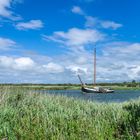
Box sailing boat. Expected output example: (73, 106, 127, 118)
(78, 48, 114, 93)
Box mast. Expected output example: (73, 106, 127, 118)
(94, 48, 96, 86)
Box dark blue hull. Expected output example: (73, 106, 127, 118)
(81, 87, 114, 93)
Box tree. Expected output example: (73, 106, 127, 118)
(132, 80, 136, 83)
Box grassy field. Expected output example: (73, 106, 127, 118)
(0, 86, 140, 139)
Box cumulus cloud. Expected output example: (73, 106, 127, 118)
(71, 6, 85, 15)
(42, 63, 64, 73)
(86, 16, 122, 30)
(0, 56, 35, 71)
(85, 16, 98, 27)
(96, 42, 140, 82)
(0, 0, 21, 20)
(102, 42, 140, 56)
(43, 28, 104, 47)
(76, 57, 87, 64)
(0, 55, 66, 83)
(14, 57, 35, 70)
(72, 6, 122, 30)
(0, 37, 16, 50)
(15, 20, 44, 30)
(0, 42, 140, 83)
(0, 56, 66, 73)
(101, 21, 122, 30)
(67, 65, 87, 75)
(85, 15, 122, 30)
(130, 66, 140, 78)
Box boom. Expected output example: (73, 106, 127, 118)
(77, 75, 85, 87)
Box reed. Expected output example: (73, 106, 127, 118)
(0, 86, 140, 139)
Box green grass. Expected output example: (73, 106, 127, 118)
(0, 86, 140, 139)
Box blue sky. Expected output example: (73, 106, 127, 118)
(0, 0, 140, 83)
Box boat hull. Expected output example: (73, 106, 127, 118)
(81, 87, 100, 93)
(81, 87, 114, 93)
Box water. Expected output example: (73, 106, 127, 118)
(38, 89, 140, 103)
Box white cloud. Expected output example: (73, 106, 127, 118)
(0, 56, 35, 71)
(0, 41, 140, 83)
(85, 16, 122, 30)
(67, 65, 87, 75)
(85, 16, 98, 27)
(71, 6, 85, 15)
(71, 6, 122, 30)
(130, 66, 140, 79)
(0, 56, 14, 67)
(0, 37, 16, 50)
(16, 20, 44, 30)
(0, 0, 21, 20)
(101, 21, 122, 30)
(42, 63, 64, 73)
(14, 57, 35, 70)
(76, 57, 87, 64)
(96, 42, 140, 82)
(0, 56, 64, 73)
(102, 42, 140, 56)
(0, 55, 65, 83)
(43, 28, 104, 47)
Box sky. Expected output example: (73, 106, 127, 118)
(0, 0, 140, 83)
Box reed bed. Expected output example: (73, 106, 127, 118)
(0, 86, 140, 140)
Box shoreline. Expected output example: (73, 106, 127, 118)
(1, 85, 140, 90)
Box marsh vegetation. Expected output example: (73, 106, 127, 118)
(0, 86, 140, 139)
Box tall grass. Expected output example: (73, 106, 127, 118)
(0, 86, 140, 139)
